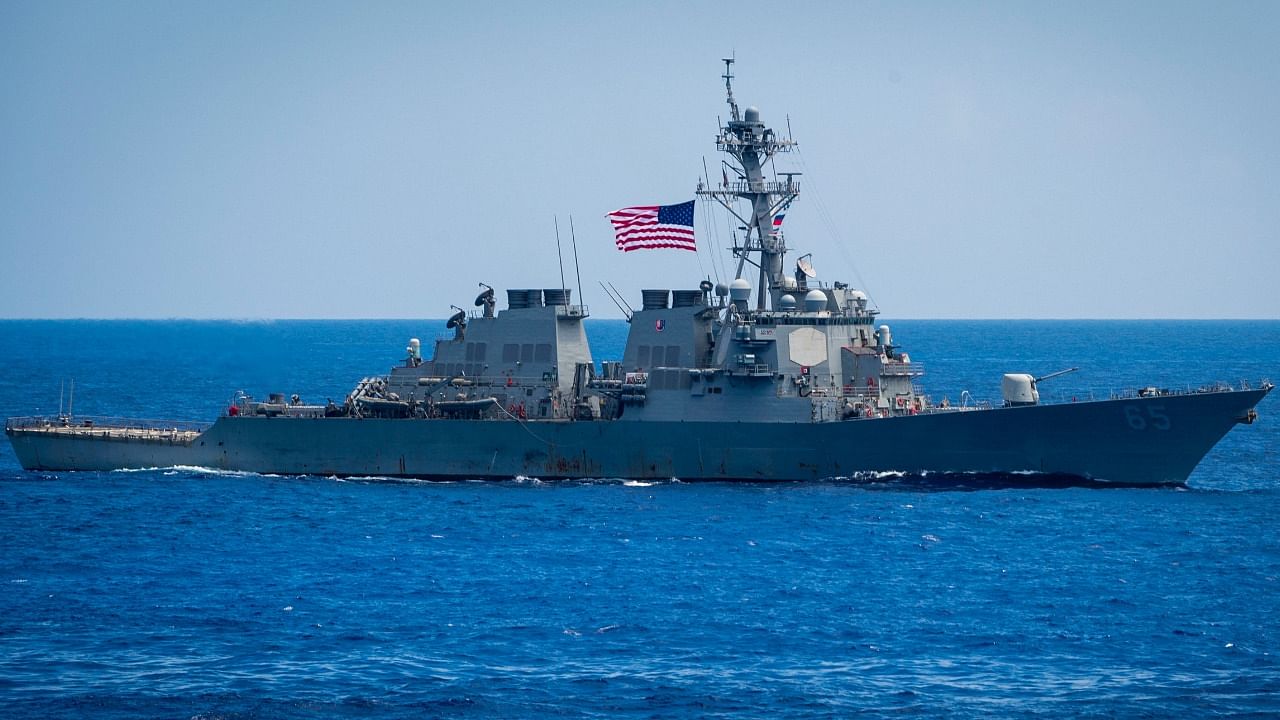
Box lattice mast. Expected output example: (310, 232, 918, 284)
(696, 58, 799, 310)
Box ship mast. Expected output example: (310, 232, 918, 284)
(696, 58, 799, 311)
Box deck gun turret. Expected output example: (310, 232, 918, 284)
(1002, 367, 1080, 407)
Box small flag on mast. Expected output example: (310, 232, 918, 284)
(607, 201, 696, 252)
(772, 213, 785, 229)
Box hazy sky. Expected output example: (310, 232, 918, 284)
(2, 1, 1277, 319)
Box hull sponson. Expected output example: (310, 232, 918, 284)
(7, 388, 1269, 485)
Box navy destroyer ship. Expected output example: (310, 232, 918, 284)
(6, 62, 1271, 485)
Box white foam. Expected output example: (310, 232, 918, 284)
(112, 465, 270, 477)
(831, 470, 910, 482)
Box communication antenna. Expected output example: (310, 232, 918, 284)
(554, 216, 567, 293)
(474, 282, 495, 317)
(598, 281, 632, 320)
(608, 282, 633, 315)
(796, 253, 817, 278)
(569, 215, 585, 312)
(699, 156, 725, 286)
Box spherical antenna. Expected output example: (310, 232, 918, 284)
(803, 289, 827, 313)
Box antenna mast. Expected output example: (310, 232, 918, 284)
(722, 57, 740, 122)
(697, 60, 800, 310)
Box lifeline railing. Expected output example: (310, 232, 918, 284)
(5, 416, 209, 433)
(1044, 378, 1272, 404)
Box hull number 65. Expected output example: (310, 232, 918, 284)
(1124, 404, 1171, 431)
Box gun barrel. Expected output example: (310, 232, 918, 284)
(1035, 367, 1080, 383)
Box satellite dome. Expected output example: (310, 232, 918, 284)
(729, 278, 752, 302)
(744, 106, 760, 123)
(804, 289, 827, 313)
(778, 293, 797, 311)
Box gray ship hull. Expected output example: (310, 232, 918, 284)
(7, 387, 1268, 485)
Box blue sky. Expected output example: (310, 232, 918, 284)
(2, 1, 1277, 318)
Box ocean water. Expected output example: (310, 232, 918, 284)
(1, 319, 1278, 718)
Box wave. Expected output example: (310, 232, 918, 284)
(824, 469, 1177, 491)
(96, 467, 1170, 491)
(111, 465, 281, 478)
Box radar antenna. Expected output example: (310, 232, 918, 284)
(722, 56, 740, 122)
(795, 253, 816, 290)
(446, 305, 468, 339)
(475, 283, 495, 318)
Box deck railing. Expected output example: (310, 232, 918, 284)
(1042, 378, 1271, 405)
(5, 416, 210, 433)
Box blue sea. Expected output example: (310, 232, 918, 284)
(1, 319, 1278, 718)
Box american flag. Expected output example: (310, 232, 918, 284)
(606, 200, 696, 252)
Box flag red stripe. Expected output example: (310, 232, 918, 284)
(620, 242, 697, 252)
(607, 203, 695, 253)
(617, 237, 697, 245)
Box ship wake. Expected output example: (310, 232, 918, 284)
(112, 465, 282, 479)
